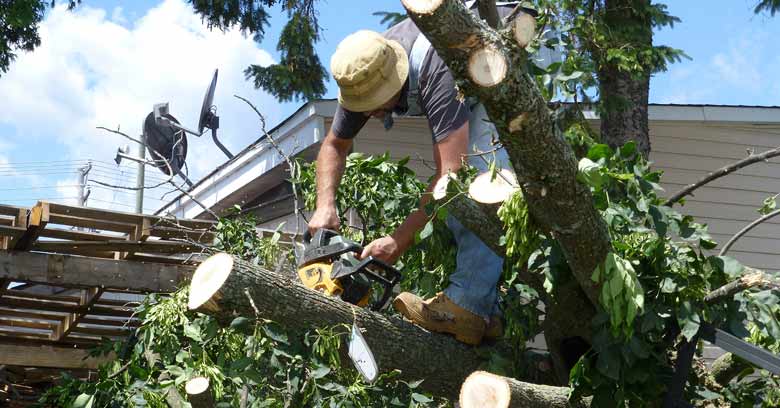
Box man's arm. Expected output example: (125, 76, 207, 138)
(308, 129, 353, 233)
(360, 121, 468, 262)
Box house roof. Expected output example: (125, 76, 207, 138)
(156, 100, 780, 218)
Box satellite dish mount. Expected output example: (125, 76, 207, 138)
(153, 69, 234, 159)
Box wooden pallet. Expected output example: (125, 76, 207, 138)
(0, 201, 216, 351)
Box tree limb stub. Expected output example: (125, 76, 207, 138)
(705, 269, 780, 304)
(459, 371, 590, 408)
(401, 0, 609, 308)
(188, 253, 536, 399)
(512, 12, 536, 48)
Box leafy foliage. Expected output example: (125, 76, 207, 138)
(754, 0, 780, 16)
(37, 214, 445, 408)
(294, 152, 457, 299)
(0, 0, 79, 75)
(373, 11, 407, 29)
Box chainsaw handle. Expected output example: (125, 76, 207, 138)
(332, 256, 401, 311)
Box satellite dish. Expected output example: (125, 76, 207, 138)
(198, 69, 218, 134)
(143, 112, 187, 176)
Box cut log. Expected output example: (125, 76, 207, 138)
(468, 169, 519, 204)
(188, 253, 489, 399)
(512, 12, 536, 48)
(468, 47, 508, 87)
(432, 173, 458, 200)
(185, 376, 214, 408)
(459, 371, 590, 408)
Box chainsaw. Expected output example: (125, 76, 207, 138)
(297, 229, 402, 311)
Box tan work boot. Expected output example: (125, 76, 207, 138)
(393, 292, 486, 345)
(484, 315, 504, 340)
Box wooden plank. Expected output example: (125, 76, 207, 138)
(47, 202, 215, 230)
(0, 317, 56, 331)
(80, 317, 140, 327)
(148, 225, 216, 243)
(51, 287, 103, 341)
(14, 202, 49, 251)
(0, 343, 113, 369)
(0, 250, 192, 292)
(38, 228, 119, 242)
(47, 213, 137, 234)
(0, 205, 28, 218)
(0, 297, 134, 317)
(0, 308, 67, 322)
(69, 325, 130, 337)
(6, 208, 28, 249)
(33, 240, 201, 254)
(0, 225, 26, 238)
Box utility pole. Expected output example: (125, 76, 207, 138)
(77, 161, 92, 207)
(135, 128, 146, 214)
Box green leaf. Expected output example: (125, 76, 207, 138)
(183, 322, 202, 342)
(230, 316, 252, 333)
(710, 256, 744, 278)
(596, 349, 621, 381)
(70, 394, 95, 408)
(419, 221, 434, 241)
(411, 393, 433, 403)
(310, 365, 331, 379)
(587, 144, 613, 160)
(678, 301, 701, 341)
(577, 157, 606, 188)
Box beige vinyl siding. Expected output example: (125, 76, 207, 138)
(649, 122, 780, 273)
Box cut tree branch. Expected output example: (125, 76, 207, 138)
(459, 371, 590, 408)
(719, 208, 780, 256)
(187, 253, 547, 400)
(665, 146, 780, 206)
(401, 0, 610, 309)
(705, 269, 780, 304)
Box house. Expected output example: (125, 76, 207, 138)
(157, 100, 780, 274)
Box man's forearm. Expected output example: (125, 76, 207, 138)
(315, 133, 350, 209)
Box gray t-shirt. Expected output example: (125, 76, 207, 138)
(331, 4, 520, 144)
(331, 19, 469, 144)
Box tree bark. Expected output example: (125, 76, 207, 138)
(401, 0, 609, 381)
(459, 371, 590, 408)
(187, 253, 548, 400)
(596, 0, 653, 158)
(400, 0, 609, 308)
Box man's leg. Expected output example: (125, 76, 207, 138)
(442, 216, 502, 319)
(393, 216, 503, 345)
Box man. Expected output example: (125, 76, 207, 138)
(308, 5, 516, 345)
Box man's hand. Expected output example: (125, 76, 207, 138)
(360, 235, 401, 264)
(308, 206, 340, 235)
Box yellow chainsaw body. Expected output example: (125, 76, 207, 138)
(297, 262, 370, 307)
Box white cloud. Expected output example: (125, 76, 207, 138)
(0, 0, 281, 212)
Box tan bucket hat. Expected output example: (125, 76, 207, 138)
(331, 30, 409, 113)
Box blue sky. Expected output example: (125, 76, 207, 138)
(0, 0, 777, 213)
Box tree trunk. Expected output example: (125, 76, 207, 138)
(400, 0, 608, 309)
(459, 371, 590, 408)
(596, 0, 653, 158)
(400, 0, 609, 381)
(187, 253, 547, 400)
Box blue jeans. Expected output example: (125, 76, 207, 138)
(443, 216, 503, 319)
